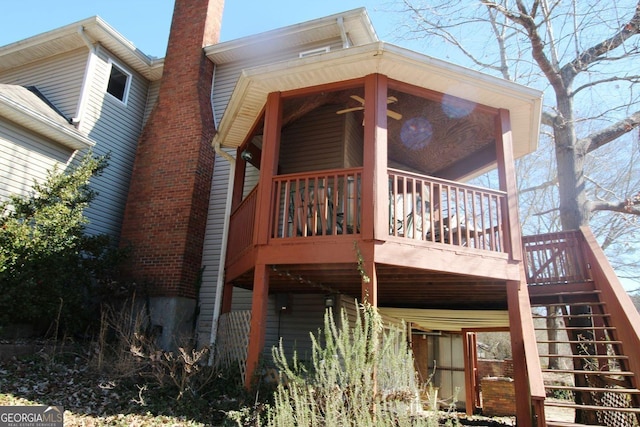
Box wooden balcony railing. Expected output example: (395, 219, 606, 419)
(522, 230, 590, 285)
(227, 186, 258, 262)
(271, 168, 362, 238)
(388, 169, 507, 252)
(229, 168, 511, 260)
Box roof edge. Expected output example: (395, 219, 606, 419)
(0, 92, 94, 150)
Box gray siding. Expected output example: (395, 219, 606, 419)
(0, 45, 150, 241)
(344, 113, 363, 167)
(143, 80, 161, 127)
(263, 293, 327, 362)
(0, 118, 74, 201)
(212, 37, 344, 125)
(79, 46, 149, 239)
(279, 105, 345, 174)
(197, 150, 258, 345)
(0, 48, 87, 119)
(199, 35, 352, 347)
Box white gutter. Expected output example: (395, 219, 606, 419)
(72, 26, 98, 127)
(208, 137, 236, 362)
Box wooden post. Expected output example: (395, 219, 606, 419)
(254, 92, 282, 246)
(361, 259, 378, 307)
(495, 109, 523, 262)
(362, 73, 388, 242)
(220, 282, 233, 314)
(244, 263, 270, 387)
(507, 280, 533, 427)
(231, 148, 246, 212)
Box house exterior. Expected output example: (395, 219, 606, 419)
(3, 1, 640, 426)
(0, 16, 163, 240)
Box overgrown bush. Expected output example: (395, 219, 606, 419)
(0, 153, 124, 336)
(265, 302, 441, 426)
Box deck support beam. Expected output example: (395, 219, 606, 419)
(244, 263, 270, 387)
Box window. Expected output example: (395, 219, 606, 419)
(106, 59, 131, 104)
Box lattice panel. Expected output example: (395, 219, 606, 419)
(595, 390, 639, 427)
(214, 310, 251, 385)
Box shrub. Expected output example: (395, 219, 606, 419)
(0, 153, 123, 335)
(266, 302, 438, 426)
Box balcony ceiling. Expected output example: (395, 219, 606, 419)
(230, 263, 509, 310)
(213, 42, 543, 166)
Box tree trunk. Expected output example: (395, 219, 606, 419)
(553, 94, 589, 230)
(546, 306, 560, 370)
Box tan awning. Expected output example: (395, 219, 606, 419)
(378, 307, 509, 332)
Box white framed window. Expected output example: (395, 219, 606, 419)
(106, 58, 131, 104)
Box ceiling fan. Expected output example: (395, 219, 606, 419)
(336, 95, 403, 120)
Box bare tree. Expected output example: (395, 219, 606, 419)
(394, 0, 640, 283)
(394, 1, 640, 419)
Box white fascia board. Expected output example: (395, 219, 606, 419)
(216, 42, 543, 156)
(0, 93, 94, 150)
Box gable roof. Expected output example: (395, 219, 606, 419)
(213, 41, 543, 161)
(205, 8, 378, 64)
(0, 84, 93, 150)
(0, 16, 163, 81)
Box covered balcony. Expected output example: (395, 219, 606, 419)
(211, 41, 543, 423)
(223, 71, 536, 294)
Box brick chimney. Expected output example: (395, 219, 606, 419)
(120, 0, 224, 347)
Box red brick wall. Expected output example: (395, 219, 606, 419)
(120, 0, 224, 298)
(478, 359, 514, 379)
(481, 377, 516, 417)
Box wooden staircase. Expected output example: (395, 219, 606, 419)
(523, 229, 640, 427)
(529, 286, 640, 426)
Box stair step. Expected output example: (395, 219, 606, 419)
(544, 401, 640, 413)
(535, 326, 615, 331)
(545, 385, 640, 393)
(537, 340, 622, 345)
(531, 301, 606, 308)
(542, 369, 635, 376)
(538, 354, 628, 359)
(532, 313, 610, 319)
(545, 421, 606, 427)
(529, 289, 600, 298)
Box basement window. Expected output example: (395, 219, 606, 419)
(106, 59, 131, 104)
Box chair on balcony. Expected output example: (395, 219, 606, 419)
(427, 214, 480, 246)
(289, 186, 341, 236)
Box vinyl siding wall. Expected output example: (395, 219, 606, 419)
(0, 49, 87, 203)
(0, 48, 87, 119)
(78, 46, 150, 239)
(198, 35, 349, 353)
(0, 118, 75, 201)
(0, 46, 150, 241)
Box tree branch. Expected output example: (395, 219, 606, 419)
(580, 110, 640, 153)
(561, 1, 640, 84)
(541, 111, 557, 127)
(573, 75, 640, 97)
(591, 192, 640, 215)
(520, 177, 558, 194)
(482, 0, 566, 93)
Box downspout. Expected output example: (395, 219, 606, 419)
(337, 17, 351, 48)
(208, 135, 236, 362)
(71, 26, 97, 128)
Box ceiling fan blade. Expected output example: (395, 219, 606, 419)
(350, 95, 365, 105)
(387, 110, 403, 120)
(336, 107, 364, 115)
(387, 96, 398, 104)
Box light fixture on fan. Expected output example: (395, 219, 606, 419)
(336, 95, 402, 120)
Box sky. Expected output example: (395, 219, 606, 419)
(0, 0, 407, 59)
